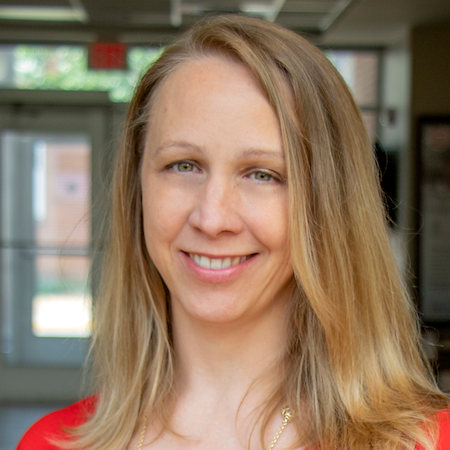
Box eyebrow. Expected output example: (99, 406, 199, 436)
(239, 148, 285, 162)
(153, 141, 284, 162)
(153, 141, 205, 158)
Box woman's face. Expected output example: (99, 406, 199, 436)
(141, 56, 294, 326)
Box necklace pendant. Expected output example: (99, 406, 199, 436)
(281, 407, 292, 421)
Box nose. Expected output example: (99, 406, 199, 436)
(188, 175, 244, 237)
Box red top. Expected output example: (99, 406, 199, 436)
(16, 401, 450, 449)
(436, 410, 450, 449)
(17, 397, 95, 450)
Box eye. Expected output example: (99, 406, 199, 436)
(248, 170, 276, 182)
(172, 161, 196, 172)
(251, 171, 272, 181)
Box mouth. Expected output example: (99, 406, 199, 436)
(186, 253, 254, 270)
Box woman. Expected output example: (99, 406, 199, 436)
(18, 14, 450, 450)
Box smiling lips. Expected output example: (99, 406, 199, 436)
(188, 253, 252, 270)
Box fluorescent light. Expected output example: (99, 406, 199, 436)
(240, 0, 285, 22)
(0, 6, 88, 22)
(240, 2, 271, 15)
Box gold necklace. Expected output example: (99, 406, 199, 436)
(136, 407, 293, 450)
(266, 408, 293, 450)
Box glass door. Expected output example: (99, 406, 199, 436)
(0, 92, 112, 367)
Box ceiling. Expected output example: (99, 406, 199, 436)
(0, 0, 449, 47)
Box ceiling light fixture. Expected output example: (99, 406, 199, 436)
(0, 6, 88, 22)
(171, 0, 182, 27)
(240, 0, 286, 22)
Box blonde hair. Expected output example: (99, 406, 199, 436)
(67, 14, 447, 450)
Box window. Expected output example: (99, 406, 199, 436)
(326, 49, 380, 142)
(0, 45, 162, 102)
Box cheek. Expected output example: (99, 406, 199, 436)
(242, 190, 289, 251)
(141, 180, 191, 257)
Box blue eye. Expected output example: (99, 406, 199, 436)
(174, 162, 195, 172)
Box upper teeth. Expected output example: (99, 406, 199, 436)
(189, 254, 250, 270)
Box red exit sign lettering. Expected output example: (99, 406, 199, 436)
(89, 42, 127, 70)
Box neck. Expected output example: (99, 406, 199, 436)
(171, 298, 289, 409)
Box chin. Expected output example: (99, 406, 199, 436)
(171, 290, 279, 327)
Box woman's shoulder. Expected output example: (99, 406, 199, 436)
(16, 397, 96, 450)
(437, 410, 450, 449)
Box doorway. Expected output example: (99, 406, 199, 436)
(0, 89, 116, 402)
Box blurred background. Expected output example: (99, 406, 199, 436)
(0, 0, 450, 448)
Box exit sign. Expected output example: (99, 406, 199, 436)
(89, 42, 127, 70)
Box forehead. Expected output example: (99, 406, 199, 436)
(145, 57, 283, 163)
(150, 55, 265, 113)
(147, 54, 295, 139)
(144, 56, 284, 149)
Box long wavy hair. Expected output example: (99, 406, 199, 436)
(67, 14, 447, 450)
